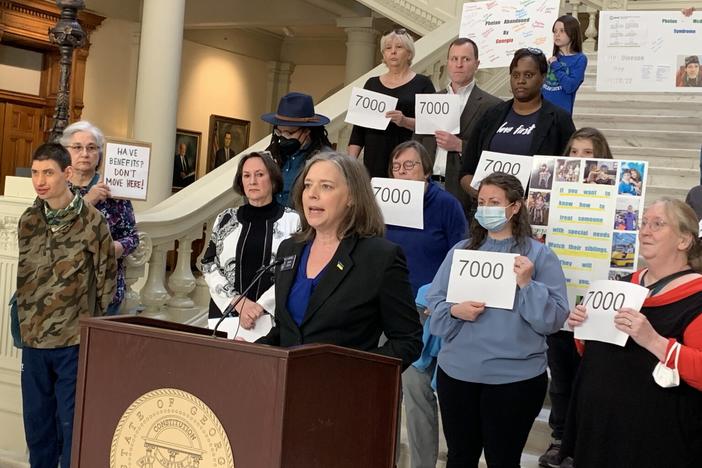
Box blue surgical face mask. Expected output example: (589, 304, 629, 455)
(475, 203, 514, 232)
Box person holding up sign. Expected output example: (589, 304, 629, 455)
(347, 28, 435, 179)
(426, 173, 568, 468)
(413, 38, 502, 219)
(542, 15, 587, 115)
(537, 125, 614, 468)
(385, 141, 467, 296)
(562, 198, 702, 468)
(61, 121, 139, 315)
(385, 141, 466, 468)
(459, 48, 575, 194)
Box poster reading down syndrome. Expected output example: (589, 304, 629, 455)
(459, 0, 560, 68)
(597, 11, 702, 92)
(527, 156, 648, 308)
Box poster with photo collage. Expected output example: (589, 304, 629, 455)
(528, 156, 647, 308)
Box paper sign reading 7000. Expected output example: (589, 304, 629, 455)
(344, 87, 398, 130)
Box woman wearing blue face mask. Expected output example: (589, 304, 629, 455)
(426, 172, 569, 468)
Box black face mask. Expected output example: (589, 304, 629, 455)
(278, 136, 302, 157)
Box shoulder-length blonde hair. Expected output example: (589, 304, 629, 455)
(291, 151, 385, 241)
(380, 29, 415, 66)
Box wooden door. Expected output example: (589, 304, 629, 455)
(0, 103, 45, 195)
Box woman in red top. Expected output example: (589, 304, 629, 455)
(563, 197, 702, 468)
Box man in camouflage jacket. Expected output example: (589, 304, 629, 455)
(17, 143, 116, 468)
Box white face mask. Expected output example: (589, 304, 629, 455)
(652, 341, 681, 388)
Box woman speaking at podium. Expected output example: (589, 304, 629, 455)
(258, 152, 422, 369)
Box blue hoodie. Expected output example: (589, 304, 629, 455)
(542, 52, 588, 114)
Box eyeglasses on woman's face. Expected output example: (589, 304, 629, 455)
(639, 218, 668, 232)
(65, 144, 99, 154)
(391, 160, 422, 172)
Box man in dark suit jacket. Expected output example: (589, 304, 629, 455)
(173, 142, 195, 187)
(214, 131, 235, 167)
(414, 38, 502, 219)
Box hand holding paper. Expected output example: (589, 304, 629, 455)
(446, 250, 519, 309)
(614, 307, 668, 354)
(450, 301, 487, 322)
(572, 280, 649, 346)
(344, 87, 398, 130)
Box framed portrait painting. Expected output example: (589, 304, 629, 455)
(173, 129, 201, 191)
(207, 115, 251, 172)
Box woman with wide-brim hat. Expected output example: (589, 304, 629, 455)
(261, 92, 333, 207)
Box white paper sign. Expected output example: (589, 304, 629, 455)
(414, 94, 462, 135)
(597, 11, 702, 93)
(208, 314, 273, 342)
(102, 140, 151, 200)
(446, 250, 519, 309)
(470, 151, 534, 190)
(573, 280, 649, 346)
(371, 177, 424, 229)
(459, 0, 560, 69)
(344, 87, 398, 130)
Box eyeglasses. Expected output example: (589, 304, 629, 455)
(383, 28, 408, 36)
(639, 219, 668, 232)
(525, 47, 545, 56)
(65, 144, 99, 154)
(392, 161, 422, 172)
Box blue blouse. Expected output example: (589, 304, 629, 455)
(287, 242, 326, 326)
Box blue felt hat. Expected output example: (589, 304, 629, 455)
(261, 92, 330, 127)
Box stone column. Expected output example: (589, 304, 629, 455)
(132, 0, 186, 210)
(265, 61, 295, 114)
(336, 17, 379, 85)
(583, 9, 598, 54)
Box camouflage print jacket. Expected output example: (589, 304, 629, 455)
(17, 196, 117, 348)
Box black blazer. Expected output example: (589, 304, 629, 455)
(459, 98, 576, 178)
(258, 235, 423, 370)
(414, 85, 502, 217)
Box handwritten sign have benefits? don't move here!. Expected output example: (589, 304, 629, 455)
(102, 138, 152, 201)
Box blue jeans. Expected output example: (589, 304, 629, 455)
(21, 346, 79, 468)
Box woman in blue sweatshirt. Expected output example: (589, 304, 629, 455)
(385, 140, 467, 297)
(385, 140, 466, 468)
(542, 15, 588, 114)
(427, 172, 568, 468)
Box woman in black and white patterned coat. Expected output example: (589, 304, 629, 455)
(201, 151, 300, 338)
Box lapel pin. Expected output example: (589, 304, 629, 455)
(336, 261, 344, 271)
(281, 255, 296, 271)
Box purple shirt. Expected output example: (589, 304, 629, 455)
(71, 174, 139, 306)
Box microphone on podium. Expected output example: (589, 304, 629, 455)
(211, 258, 284, 338)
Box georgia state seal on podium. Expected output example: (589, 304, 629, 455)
(110, 388, 234, 467)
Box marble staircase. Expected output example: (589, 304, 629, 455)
(573, 57, 702, 203)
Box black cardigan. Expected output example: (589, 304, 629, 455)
(459, 98, 576, 178)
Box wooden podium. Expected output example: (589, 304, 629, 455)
(71, 316, 402, 468)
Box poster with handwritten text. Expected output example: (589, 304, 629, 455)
(528, 156, 648, 309)
(459, 0, 559, 68)
(597, 11, 702, 92)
